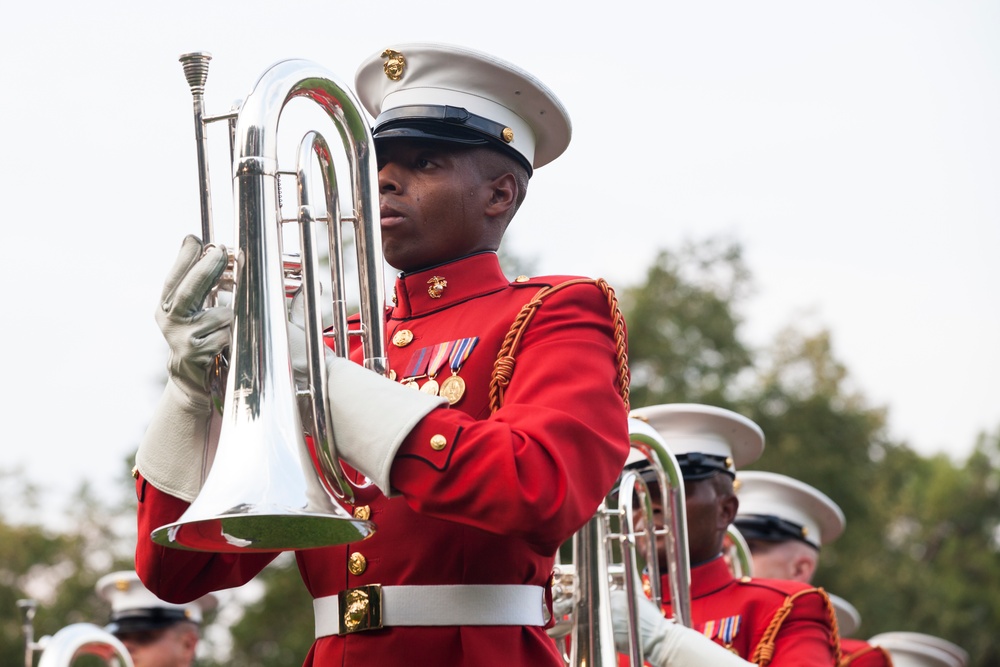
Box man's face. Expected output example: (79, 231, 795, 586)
(376, 139, 499, 272)
(746, 538, 819, 583)
(634, 473, 738, 572)
(117, 624, 197, 667)
(684, 474, 738, 565)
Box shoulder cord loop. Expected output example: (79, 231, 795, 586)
(751, 587, 842, 667)
(489, 278, 630, 414)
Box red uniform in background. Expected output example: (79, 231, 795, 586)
(136, 252, 631, 667)
(659, 556, 840, 667)
(840, 638, 894, 666)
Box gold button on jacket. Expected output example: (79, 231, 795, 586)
(348, 552, 368, 575)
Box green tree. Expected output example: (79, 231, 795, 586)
(863, 430, 1000, 665)
(224, 555, 316, 667)
(622, 237, 753, 408)
(0, 470, 136, 666)
(735, 327, 896, 622)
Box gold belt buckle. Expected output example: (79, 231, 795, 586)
(338, 584, 383, 635)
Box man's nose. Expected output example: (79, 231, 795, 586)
(378, 162, 401, 193)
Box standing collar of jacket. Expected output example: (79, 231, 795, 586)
(661, 554, 734, 603)
(391, 252, 510, 318)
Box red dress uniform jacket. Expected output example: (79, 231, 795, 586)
(840, 638, 894, 667)
(658, 556, 840, 667)
(135, 252, 631, 667)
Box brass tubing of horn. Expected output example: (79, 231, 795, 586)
(618, 469, 656, 667)
(179, 52, 215, 246)
(569, 511, 619, 667)
(297, 129, 353, 502)
(726, 524, 754, 579)
(626, 420, 693, 627)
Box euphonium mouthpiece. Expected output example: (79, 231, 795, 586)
(179, 51, 212, 95)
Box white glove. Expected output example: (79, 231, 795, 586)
(324, 356, 447, 495)
(155, 235, 232, 401)
(286, 286, 332, 386)
(135, 236, 232, 501)
(610, 589, 757, 667)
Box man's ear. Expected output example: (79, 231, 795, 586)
(484, 173, 517, 218)
(719, 492, 739, 528)
(792, 554, 817, 582)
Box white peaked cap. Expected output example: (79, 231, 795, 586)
(734, 471, 846, 548)
(868, 632, 968, 667)
(828, 593, 861, 637)
(355, 43, 572, 174)
(96, 571, 217, 632)
(629, 403, 764, 478)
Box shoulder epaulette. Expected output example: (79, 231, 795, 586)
(750, 586, 841, 667)
(489, 278, 630, 413)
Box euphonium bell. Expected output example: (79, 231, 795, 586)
(150, 54, 387, 552)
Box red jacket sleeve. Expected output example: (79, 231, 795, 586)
(134, 475, 276, 602)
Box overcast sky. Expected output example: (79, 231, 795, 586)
(2, 0, 997, 527)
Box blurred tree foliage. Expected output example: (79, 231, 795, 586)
(622, 237, 754, 408)
(1, 236, 996, 665)
(622, 238, 999, 665)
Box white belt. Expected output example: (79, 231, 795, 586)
(314, 584, 546, 637)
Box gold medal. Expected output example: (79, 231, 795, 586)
(421, 379, 440, 396)
(439, 375, 466, 405)
(402, 378, 420, 390)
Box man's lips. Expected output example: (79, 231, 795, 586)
(379, 205, 405, 226)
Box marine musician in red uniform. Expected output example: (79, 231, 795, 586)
(133, 43, 633, 667)
(618, 404, 842, 667)
(734, 472, 891, 667)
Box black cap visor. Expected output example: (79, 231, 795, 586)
(373, 105, 532, 176)
(734, 514, 816, 549)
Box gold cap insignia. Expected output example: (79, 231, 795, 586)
(381, 49, 405, 81)
(502, 127, 514, 143)
(427, 276, 448, 299)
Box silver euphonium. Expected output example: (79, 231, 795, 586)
(18, 599, 135, 667)
(151, 53, 387, 552)
(549, 418, 692, 667)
